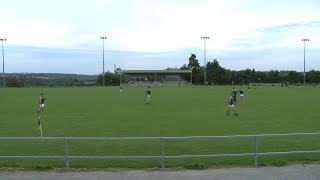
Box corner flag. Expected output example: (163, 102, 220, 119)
(38, 117, 43, 141)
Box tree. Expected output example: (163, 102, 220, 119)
(306, 70, 320, 83)
(180, 64, 189, 70)
(206, 59, 223, 84)
(255, 71, 268, 84)
(187, 54, 202, 84)
(114, 67, 122, 75)
(235, 69, 257, 84)
(195, 59, 240, 84)
(6, 76, 24, 87)
(287, 71, 302, 83)
(222, 69, 233, 84)
(175, 54, 320, 85)
(96, 71, 120, 86)
(268, 70, 281, 83)
(188, 54, 200, 70)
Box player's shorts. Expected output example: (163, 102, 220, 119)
(240, 94, 244, 97)
(120, 90, 123, 92)
(147, 94, 150, 98)
(39, 103, 45, 108)
(229, 104, 234, 108)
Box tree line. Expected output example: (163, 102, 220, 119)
(2, 54, 319, 87)
(177, 54, 320, 85)
(96, 53, 320, 86)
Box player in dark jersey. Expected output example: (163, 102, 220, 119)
(227, 93, 238, 115)
(239, 89, 244, 103)
(285, 81, 289, 88)
(232, 87, 237, 103)
(146, 86, 151, 104)
(37, 93, 45, 114)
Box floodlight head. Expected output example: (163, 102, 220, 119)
(100, 37, 107, 39)
(0, 39, 6, 41)
(302, 39, 310, 41)
(201, 37, 210, 39)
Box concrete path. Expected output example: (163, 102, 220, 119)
(0, 164, 319, 180)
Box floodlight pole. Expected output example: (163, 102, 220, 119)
(201, 37, 209, 86)
(119, 70, 122, 87)
(302, 39, 310, 85)
(0, 39, 6, 88)
(100, 37, 107, 86)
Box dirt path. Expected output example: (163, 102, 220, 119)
(0, 164, 319, 180)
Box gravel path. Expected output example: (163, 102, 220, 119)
(0, 164, 319, 180)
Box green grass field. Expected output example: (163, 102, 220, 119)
(0, 86, 320, 169)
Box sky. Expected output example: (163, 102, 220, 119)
(0, 0, 319, 75)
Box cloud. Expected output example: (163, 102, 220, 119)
(4, 45, 191, 74)
(217, 47, 320, 71)
(259, 21, 320, 33)
(1, 0, 320, 74)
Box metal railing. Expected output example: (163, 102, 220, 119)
(0, 132, 320, 170)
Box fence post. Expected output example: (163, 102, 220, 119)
(161, 138, 165, 170)
(254, 136, 259, 167)
(65, 138, 69, 170)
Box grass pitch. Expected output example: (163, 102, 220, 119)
(0, 86, 319, 169)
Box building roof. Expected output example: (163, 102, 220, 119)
(120, 70, 192, 74)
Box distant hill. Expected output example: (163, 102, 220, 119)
(8, 73, 97, 80)
(3, 73, 98, 87)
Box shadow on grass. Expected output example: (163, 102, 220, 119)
(184, 163, 208, 170)
(35, 165, 54, 171)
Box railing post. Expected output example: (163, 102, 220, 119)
(161, 138, 165, 170)
(65, 138, 69, 170)
(254, 136, 259, 167)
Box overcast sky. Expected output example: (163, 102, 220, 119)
(0, 0, 319, 75)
